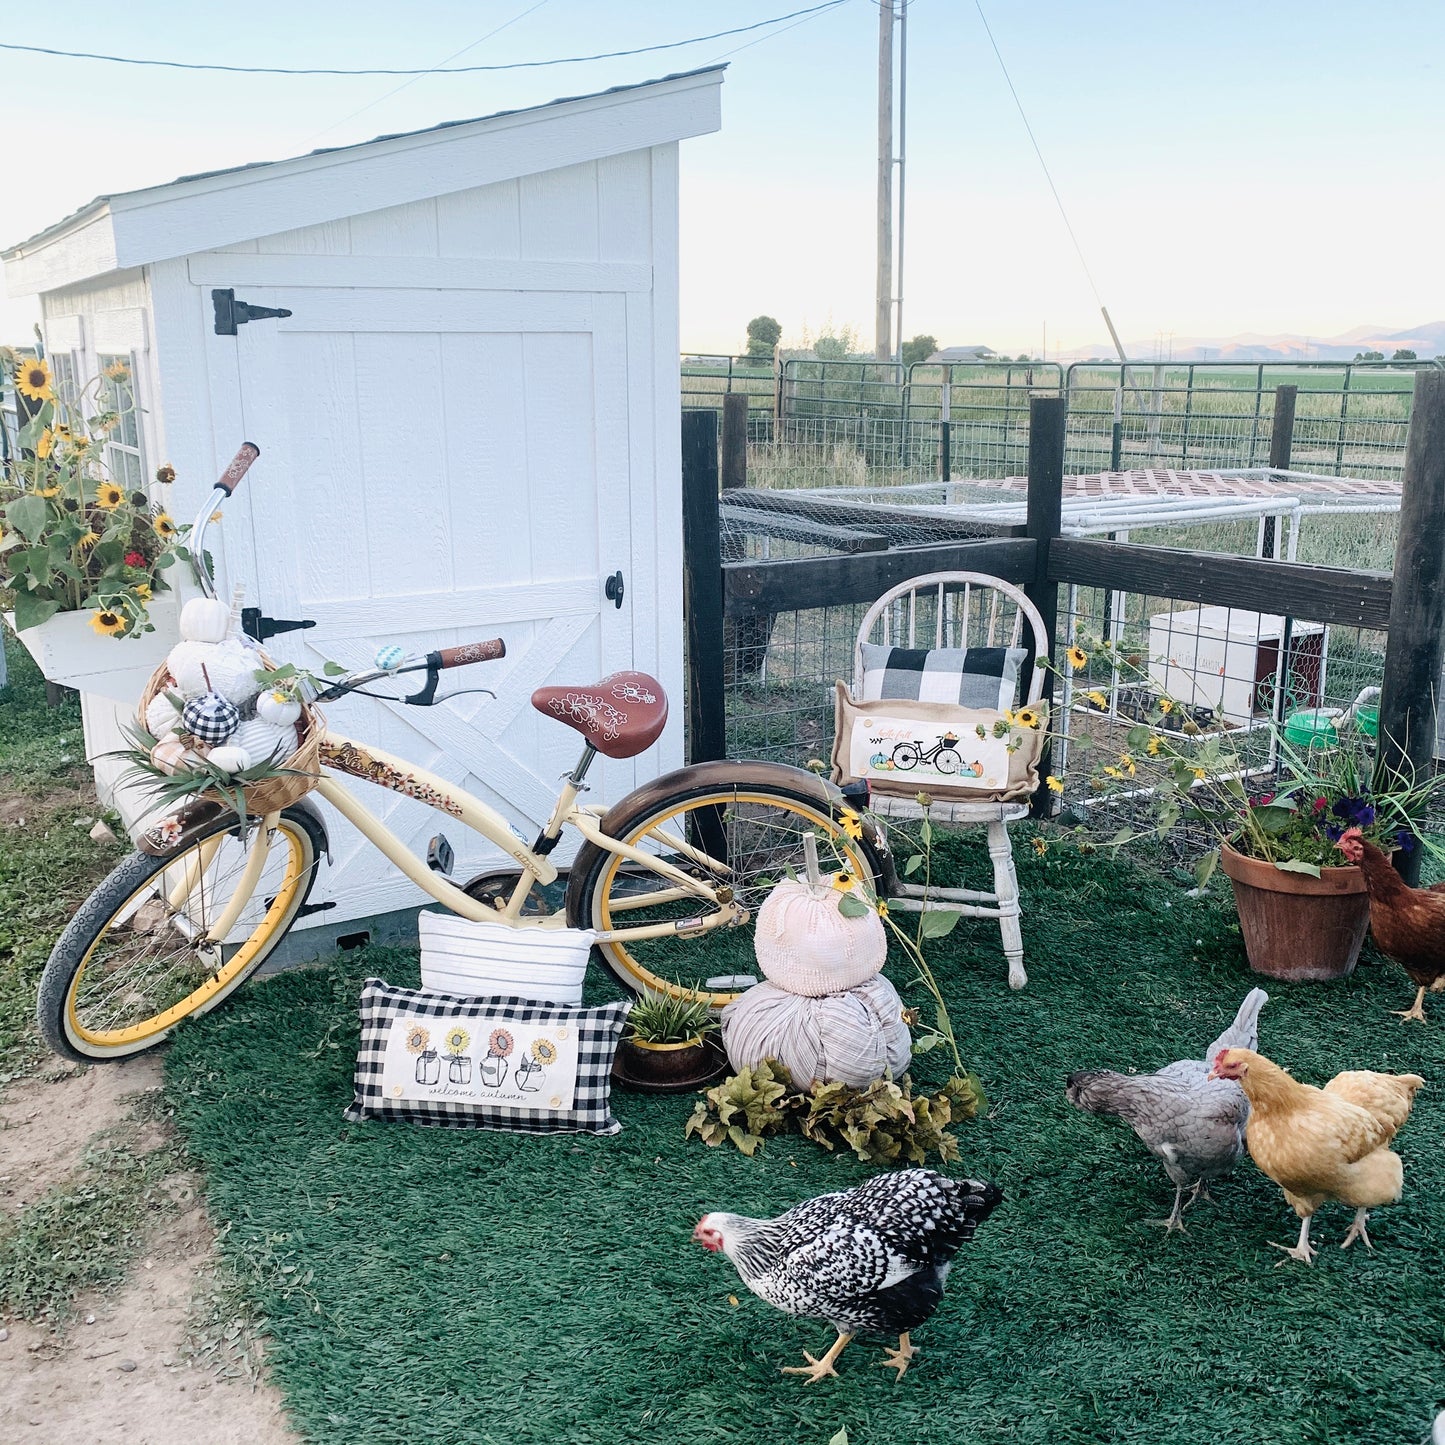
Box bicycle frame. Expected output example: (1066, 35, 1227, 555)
(198, 728, 747, 947)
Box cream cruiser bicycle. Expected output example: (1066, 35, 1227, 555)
(38, 446, 894, 1064)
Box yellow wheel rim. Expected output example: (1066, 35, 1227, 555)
(592, 790, 872, 1002)
(66, 825, 308, 1050)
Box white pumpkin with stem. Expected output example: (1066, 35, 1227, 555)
(255, 688, 303, 727)
(178, 596, 233, 644)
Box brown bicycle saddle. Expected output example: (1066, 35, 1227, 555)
(530, 671, 669, 759)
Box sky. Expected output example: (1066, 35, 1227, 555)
(1, 0, 1441, 358)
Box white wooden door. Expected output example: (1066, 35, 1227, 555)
(201, 282, 638, 926)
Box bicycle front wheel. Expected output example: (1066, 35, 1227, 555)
(573, 782, 878, 1008)
(37, 808, 324, 1064)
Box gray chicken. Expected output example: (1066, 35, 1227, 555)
(693, 1169, 1002, 1382)
(1065, 987, 1268, 1231)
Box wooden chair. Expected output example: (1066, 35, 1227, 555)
(852, 572, 1049, 990)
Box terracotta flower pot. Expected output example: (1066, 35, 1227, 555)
(1219, 841, 1370, 982)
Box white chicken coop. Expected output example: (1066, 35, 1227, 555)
(2, 67, 724, 954)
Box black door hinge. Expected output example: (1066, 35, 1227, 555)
(212, 288, 293, 336)
(242, 607, 316, 643)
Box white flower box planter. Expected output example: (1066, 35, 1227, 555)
(5, 597, 179, 704)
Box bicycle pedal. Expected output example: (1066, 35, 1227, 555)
(427, 834, 455, 876)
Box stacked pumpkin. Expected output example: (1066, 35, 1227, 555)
(720, 840, 912, 1088)
(142, 596, 303, 778)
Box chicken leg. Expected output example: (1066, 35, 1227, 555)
(782, 1332, 853, 1384)
(1147, 1179, 1207, 1234)
(1391, 987, 1429, 1024)
(1340, 1208, 1375, 1252)
(1269, 1215, 1317, 1266)
(879, 1332, 917, 1380)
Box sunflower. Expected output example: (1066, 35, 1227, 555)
(152, 512, 177, 538)
(103, 358, 131, 381)
(531, 1038, 558, 1066)
(96, 481, 125, 510)
(76, 530, 100, 549)
(1192, 767, 1207, 781)
(35, 429, 55, 460)
(1045, 775, 1064, 794)
(155, 464, 176, 485)
(133, 582, 152, 601)
(913, 791, 933, 808)
(1119, 752, 1137, 777)
(876, 900, 889, 919)
(1013, 707, 1040, 730)
(1158, 698, 1174, 715)
(831, 871, 856, 892)
(36, 484, 60, 499)
(444, 1026, 471, 1056)
(1084, 690, 1107, 708)
(1031, 837, 1049, 856)
(1146, 735, 1163, 757)
(60, 497, 80, 514)
(1066, 644, 1088, 671)
(839, 809, 865, 841)
(89, 609, 126, 637)
(129, 491, 148, 508)
(14, 356, 53, 402)
(488, 1027, 514, 1059)
(405, 1025, 431, 1055)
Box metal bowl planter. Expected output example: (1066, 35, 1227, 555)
(1219, 841, 1370, 982)
(614, 1033, 727, 1091)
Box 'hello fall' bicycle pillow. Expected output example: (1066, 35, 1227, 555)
(345, 979, 630, 1135)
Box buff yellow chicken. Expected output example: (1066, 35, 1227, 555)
(1207, 1047, 1423, 1266)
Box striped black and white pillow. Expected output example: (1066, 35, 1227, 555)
(860, 642, 1027, 710)
(344, 978, 630, 1136)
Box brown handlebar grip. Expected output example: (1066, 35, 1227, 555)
(436, 639, 506, 669)
(215, 443, 261, 494)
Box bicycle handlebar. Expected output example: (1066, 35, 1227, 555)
(214, 442, 261, 495)
(435, 639, 506, 669)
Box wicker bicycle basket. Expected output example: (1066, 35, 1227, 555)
(137, 653, 324, 817)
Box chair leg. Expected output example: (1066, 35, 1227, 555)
(986, 819, 1027, 990)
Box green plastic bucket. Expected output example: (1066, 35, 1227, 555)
(1356, 704, 1380, 738)
(1283, 709, 1339, 750)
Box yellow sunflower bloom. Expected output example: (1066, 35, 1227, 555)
(35, 429, 55, 460)
(152, 512, 177, 539)
(1119, 752, 1137, 777)
(1032, 837, 1049, 856)
(444, 1026, 471, 1056)
(36, 484, 60, 498)
(103, 358, 131, 381)
(89, 609, 126, 637)
(1085, 690, 1107, 708)
(1103, 765, 1123, 780)
(1013, 707, 1040, 730)
(831, 871, 857, 892)
(1146, 735, 1163, 757)
(1002, 708, 1017, 726)
(133, 582, 152, 601)
(1159, 698, 1174, 715)
(1045, 775, 1064, 794)
(1192, 767, 1207, 781)
(96, 482, 125, 510)
(76, 530, 100, 549)
(531, 1038, 558, 1065)
(839, 809, 865, 840)
(14, 357, 53, 402)
(1066, 644, 1088, 671)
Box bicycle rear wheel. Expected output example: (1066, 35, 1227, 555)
(37, 808, 324, 1063)
(571, 781, 879, 1009)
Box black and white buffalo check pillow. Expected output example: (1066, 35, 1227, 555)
(859, 642, 1027, 710)
(345, 978, 630, 1136)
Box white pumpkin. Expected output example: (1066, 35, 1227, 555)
(752, 877, 888, 997)
(255, 689, 303, 727)
(167, 638, 262, 704)
(179, 597, 233, 643)
(144, 691, 184, 739)
(151, 737, 202, 775)
(232, 718, 293, 765)
(205, 745, 254, 775)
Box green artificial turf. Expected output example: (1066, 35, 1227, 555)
(163, 836, 1445, 1445)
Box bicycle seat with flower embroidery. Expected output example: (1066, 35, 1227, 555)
(531, 671, 669, 758)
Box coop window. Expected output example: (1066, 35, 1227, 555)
(96, 352, 145, 493)
(49, 351, 79, 407)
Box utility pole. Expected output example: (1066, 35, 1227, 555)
(893, 0, 908, 365)
(875, 0, 893, 362)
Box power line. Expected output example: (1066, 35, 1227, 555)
(972, 0, 1104, 309)
(708, 0, 857, 60)
(0, 3, 850, 76)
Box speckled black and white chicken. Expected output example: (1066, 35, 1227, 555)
(1065, 987, 1268, 1231)
(692, 1168, 1002, 1382)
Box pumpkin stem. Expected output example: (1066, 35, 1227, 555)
(802, 831, 823, 890)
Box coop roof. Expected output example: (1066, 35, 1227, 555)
(2, 65, 725, 296)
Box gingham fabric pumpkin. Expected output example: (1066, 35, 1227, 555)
(181, 691, 241, 745)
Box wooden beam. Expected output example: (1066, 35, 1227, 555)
(721, 392, 748, 492)
(1024, 395, 1066, 818)
(718, 503, 888, 554)
(1047, 538, 1393, 631)
(724, 538, 1037, 618)
(1262, 383, 1297, 557)
(1377, 368, 1445, 883)
(681, 410, 726, 764)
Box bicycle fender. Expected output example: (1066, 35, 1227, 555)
(137, 793, 332, 859)
(563, 760, 897, 925)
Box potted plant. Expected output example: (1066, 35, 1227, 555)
(616, 989, 722, 1090)
(1, 351, 188, 700)
(1044, 637, 1441, 982)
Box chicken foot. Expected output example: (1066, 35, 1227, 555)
(1391, 987, 1429, 1024)
(1269, 1215, 1317, 1266)
(782, 1332, 853, 1384)
(1147, 1179, 1205, 1234)
(1340, 1208, 1375, 1253)
(879, 1332, 917, 1380)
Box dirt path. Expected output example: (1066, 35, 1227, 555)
(0, 1059, 296, 1445)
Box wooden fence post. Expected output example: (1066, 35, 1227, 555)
(1025, 394, 1066, 818)
(682, 409, 726, 766)
(1262, 384, 1297, 558)
(721, 392, 748, 494)
(1376, 369, 1445, 884)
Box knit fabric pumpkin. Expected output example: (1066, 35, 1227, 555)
(753, 878, 888, 997)
(720, 975, 912, 1088)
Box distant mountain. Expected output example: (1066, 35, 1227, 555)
(1058, 321, 1445, 364)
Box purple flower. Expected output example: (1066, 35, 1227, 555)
(1331, 796, 1376, 828)
(1325, 824, 1345, 842)
(1396, 830, 1417, 853)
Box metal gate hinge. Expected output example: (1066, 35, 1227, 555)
(241, 607, 316, 643)
(212, 288, 293, 336)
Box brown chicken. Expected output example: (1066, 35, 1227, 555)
(1208, 1047, 1423, 1265)
(1337, 826, 1445, 1023)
